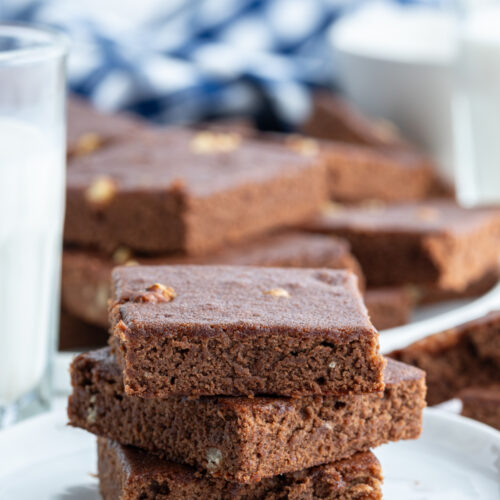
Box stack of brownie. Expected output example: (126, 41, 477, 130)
(68, 264, 426, 499)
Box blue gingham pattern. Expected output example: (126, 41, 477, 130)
(0, 0, 427, 127)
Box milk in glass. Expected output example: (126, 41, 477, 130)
(0, 119, 64, 405)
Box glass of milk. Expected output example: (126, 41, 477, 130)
(0, 25, 66, 426)
(454, 0, 500, 205)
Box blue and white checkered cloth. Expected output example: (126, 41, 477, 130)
(1, 0, 428, 128)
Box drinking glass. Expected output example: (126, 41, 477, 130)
(0, 24, 66, 426)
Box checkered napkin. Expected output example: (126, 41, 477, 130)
(1, 0, 421, 128)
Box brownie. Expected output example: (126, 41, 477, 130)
(460, 385, 500, 431)
(415, 267, 499, 305)
(301, 92, 408, 149)
(320, 142, 434, 204)
(389, 311, 500, 405)
(61, 232, 364, 329)
(65, 128, 328, 255)
(58, 309, 107, 351)
(303, 200, 500, 291)
(364, 287, 413, 331)
(98, 438, 383, 500)
(260, 131, 434, 204)
(109, 265, 384, 397)
(69, 348, 424, 483)
(67, 96, 145, 159)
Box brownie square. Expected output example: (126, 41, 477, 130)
(416, 266, 499, 304)
(460, 385, 500, 431)
(65, 129, 328, 255)
(320, 143, 434, 204)
(98, 438, 383, 500)
(301, 92, 408, 148)
(304, 200, 500, 291)
(364, 287, 413, 331)
(58, 310, 107, 351)
(109, 265, 384, 398)
(389, 311, 500, 405)
(69, 348, 424, 483)
(61, 232, 364, 329)
(67, 96, 145, 159)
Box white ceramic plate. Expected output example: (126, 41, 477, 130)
(0, 407, 498, 500)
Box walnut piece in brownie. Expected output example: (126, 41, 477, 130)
(65, 128, 328, 255)
(303, 200, 500, 291)
(67, 96, 145, 159)
(98, 438, 383, 500)
(69, 348, 424, 483)
(460, 385, 500, 431)
(62, 232, 364, 329)
(389, 311, 500, 405)
(109, 265, 384, 397)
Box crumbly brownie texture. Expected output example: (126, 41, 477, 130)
(109, 265, 384, 397)
(98, 438, 383, 500)
(364, 287, 413, 331)
(301, 92, 408, 149)
(303, 200, 500, 291)
(67, 96, 144, 159)
(61, 232, 364, 328)
(58, 310, 107, 351)
(460, 386, 500, 431)
(69, 348, 423, 483)
(389, 311, 500, 405)
(65, 128, 327, 255)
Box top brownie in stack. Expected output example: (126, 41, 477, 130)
(62, 232, 364, 329)
(109, 265, 385, 398)
(65, 129, 327, 255)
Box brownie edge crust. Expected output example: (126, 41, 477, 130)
(98, 438, 383, 500)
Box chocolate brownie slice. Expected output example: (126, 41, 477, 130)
(301, 92, 408, 148)
(262, 132, 434, 204)
(109, 265, 384, 397)
(68, 348, 424, 483)
(415, 267, 499, 305)
(98, 438, 383, 500)
(67, 96, 144, 159)
(364, 287, 413, 331)
(460, 386, 500, 431)
(62, 232, 364, 329)
(65, 129, 327, 255)
(389, 311, 500, 405)
(320, 143, 434, 204)
(303, 200, 500, 291)
(58, 310, 107, 351)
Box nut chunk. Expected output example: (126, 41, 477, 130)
(109, 265, 385, 398)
